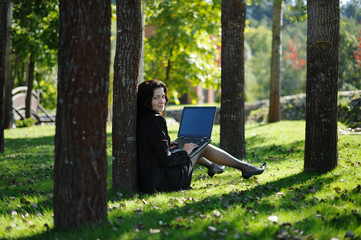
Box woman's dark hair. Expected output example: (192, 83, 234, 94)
(137, 80, 169, 116)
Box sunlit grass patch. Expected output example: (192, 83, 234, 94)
(1, 121, 360, 239)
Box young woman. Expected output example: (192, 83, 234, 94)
(137, 80, 266, 193)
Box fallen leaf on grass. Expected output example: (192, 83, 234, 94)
(28, 220, 35, 228)
(212, 210, 222, 218)
(149, 228, 161, 234)
(175, 216, 185, 222)
(8, 209, 17, 216)
(134, 208, 142, 215)
(276, 192, 284, 197)
(208, 225, 217, 233)
(315, 214, 325, 221)
(268, 215, 278, 222)
(345, 230, 355, 238)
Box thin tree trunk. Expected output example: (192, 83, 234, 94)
(17, 60, 25, 85)
(4, 0, 12, 129)
(304, 0, 339, 172)
(5, 53, 17, 129)
(139, 0, 145, 83)
(164, 48, 173, 87)
(220, 0, 246, 159)
(112, 0, 142, 191)
(54, 0, 111, 228)
(25, 53, 34, 119)
(0, 0, 11, 153)
(268, 0, 283, 123)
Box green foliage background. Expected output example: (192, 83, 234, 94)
(9, 0, 361, 109)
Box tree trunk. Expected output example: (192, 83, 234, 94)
(54, 0, 111, 229)
(3, 0, 12, 130)
(164, 49, 173, 87)
(0, 0, 11, 153)
(139, 0, 145, 83)
(220, 0, 246, 159)
(268, 0, 283, 123)
(25, 53, 34, 119)
(304, 0, 339, 173)
(112, 0, 142, 191)
(4, 49, 16, 130)
(17, 60, 25, 85)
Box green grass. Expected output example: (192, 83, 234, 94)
(1, 121, 361, 240)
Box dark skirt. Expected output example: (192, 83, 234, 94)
(138, 159, 194, 194)
(160, 160, 193, 192)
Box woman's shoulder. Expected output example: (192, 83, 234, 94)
(140, 112, 166, 124)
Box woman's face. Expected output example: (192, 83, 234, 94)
(152, 87, 166, 113)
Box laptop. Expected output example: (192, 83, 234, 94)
(171, 106, 217, 157)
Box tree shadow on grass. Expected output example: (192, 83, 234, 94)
(246, 134, 305, 165)
(17, 169, 360, 240)
(4, 135, 54, 152)
(1, 136, 54, 198)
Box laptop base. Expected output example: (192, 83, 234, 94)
(171, 137, 211, 158)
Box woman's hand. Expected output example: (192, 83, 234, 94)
(170, 142, 178, 150)
(183, 143, 198, 155)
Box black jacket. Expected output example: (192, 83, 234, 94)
(137, 111, 192, 193)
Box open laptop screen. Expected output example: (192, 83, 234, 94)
(177, 107, 216, 138)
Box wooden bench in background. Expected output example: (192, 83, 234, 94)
(12, 86, 55, 124)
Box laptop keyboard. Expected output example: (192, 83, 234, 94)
(176, 137, 208, 149)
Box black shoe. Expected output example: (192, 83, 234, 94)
(208, 164, 226, 178)
(242, 162, 267, 179)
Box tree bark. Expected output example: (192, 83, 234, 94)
(112, 0, 142, 191)
(4, 48, 14, 130)
(268, 0, 283, 123)
(3, 0, 12, 130)
(25, 53, 34, 119)
(220, 0, 246, 159)
(139, 0, 145, 83)
(0, 0, 11, 153)
(304, 0, 339, 172)
(54, 0, 111, 229)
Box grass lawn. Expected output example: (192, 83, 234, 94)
(0, 121, 360, 240)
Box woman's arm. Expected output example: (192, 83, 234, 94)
(149, 115, 189, 167)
